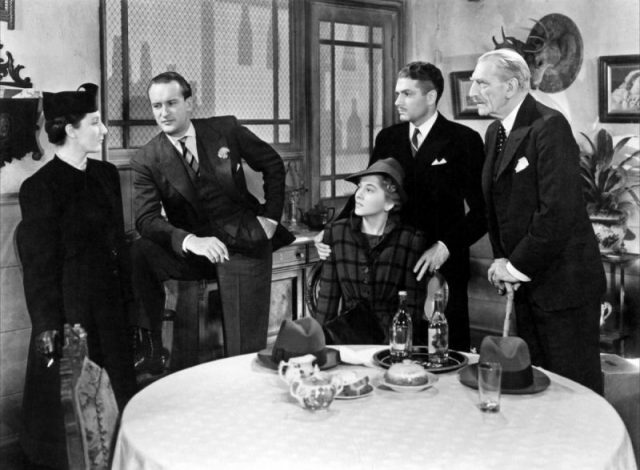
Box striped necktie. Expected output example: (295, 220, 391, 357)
(179, 136, 199, 176)
(411, 128, 421, 157)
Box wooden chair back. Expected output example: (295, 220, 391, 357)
(60, 323, 120, 470)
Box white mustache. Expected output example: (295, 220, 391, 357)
(467, 95, 483, 105)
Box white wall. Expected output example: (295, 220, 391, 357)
(0, 0, 101, 194)
(405, 0, 640, 138)
(405, 0, 640, 255)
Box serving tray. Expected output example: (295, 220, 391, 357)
(373, 347, 468, 374)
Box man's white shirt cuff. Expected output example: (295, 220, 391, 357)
(436, 240, 449, 257)
(507, 262, 531, 282)
(182, 233, 195, 253)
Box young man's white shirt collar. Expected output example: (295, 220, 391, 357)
(409, 111, 438, 149)
(167, 122, 199, 162)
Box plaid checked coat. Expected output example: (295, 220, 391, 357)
(316, 214, 427, 341)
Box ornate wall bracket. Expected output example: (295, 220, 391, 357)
(0, 98, 42, 167)
(0, 43, 32, 88)
(0, 42, 40, 167)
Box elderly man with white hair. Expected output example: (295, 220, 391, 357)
(469, 49, 606, 394)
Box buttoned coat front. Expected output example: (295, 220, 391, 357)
(482, 94, 605, 311)
(316, 215, 427, 341)
(18, 157, 136, 468)
(131, 116, 293, 257)
(364, 114, 487, 284)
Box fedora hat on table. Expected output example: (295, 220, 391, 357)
(458, 336, 550, 394)
(257, 317, 340, 370)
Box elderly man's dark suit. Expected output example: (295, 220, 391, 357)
(131, 116, 292, 358)
(483, 94, 605, 393)
(342, 114, 487, 350)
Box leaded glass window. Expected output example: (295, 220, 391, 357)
(102, 0, 291, 152)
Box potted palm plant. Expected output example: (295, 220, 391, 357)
(580, 129, 640, 253)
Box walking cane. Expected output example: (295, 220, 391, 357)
(502, 290, 514, 337)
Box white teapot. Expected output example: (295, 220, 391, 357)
(289, 372, 343, 411)
(278, 354, 318, 384)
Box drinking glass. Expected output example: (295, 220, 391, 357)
(478, 362, 502, 412)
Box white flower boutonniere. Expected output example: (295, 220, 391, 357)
(218, 147, 230, 159)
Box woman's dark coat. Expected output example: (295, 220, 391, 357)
(17, 156, 136, 468)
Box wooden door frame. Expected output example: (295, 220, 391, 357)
(302, 0, 405, 207)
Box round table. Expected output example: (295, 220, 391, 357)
(112, 347, 637, 470)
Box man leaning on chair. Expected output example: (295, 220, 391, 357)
(130, 71, 293, 374)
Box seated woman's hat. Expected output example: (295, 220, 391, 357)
(43, 83, 99, 121)
(345, 157, 407, 202)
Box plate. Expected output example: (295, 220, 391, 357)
(336, 383, 374, 400)
(380, 373, 438, 393)
(373, 347, 468, 374)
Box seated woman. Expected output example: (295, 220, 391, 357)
(315, 158, 426, 344)
(18, 83, 136, 469)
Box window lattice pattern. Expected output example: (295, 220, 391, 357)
(104, 0, 290, 150)
(318, 21, 384, 199)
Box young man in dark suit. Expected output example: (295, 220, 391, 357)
(131, 72, 293, 372)
(470, 49, 605, 393)
(317, 62, 487, 351)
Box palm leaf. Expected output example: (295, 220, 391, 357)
(580, 132, 596, 155)
(612, 136, 632, 155)
(580, 129, 640, 218)
(597, 129, 614, 167)
(619, 154, 640, 170)
(603, 169, 625, 193)
(580, 132, 599, 173)
(625, 188, 640, 207)
(597, 168, 615, 192)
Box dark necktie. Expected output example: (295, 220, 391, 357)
(493, 124, 507, 178)
(411, 128, 421, 157)
(179, 136, 199, 176)
(495, 124, 507, 157)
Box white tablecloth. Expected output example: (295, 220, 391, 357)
(112, 348, 637, 470)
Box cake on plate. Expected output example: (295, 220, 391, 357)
(334, 371, 371, 397)
(385, 361, 430, 386)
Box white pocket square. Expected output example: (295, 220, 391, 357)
(431, 158, 447, 166)
(515, 157, 529, 173)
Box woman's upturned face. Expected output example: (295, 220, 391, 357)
(354, 175, 394, 216)
(74, 111, 107, 153)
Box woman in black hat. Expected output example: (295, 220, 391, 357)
(315, 158, 427, 343)
(17, 84, 136, 469)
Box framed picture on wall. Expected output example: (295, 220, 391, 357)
(449, 71, 491, 120)
(598, 55, 640, 123)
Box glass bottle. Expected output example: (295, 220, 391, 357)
(390, 291, 412, 363)
(428, 291, 449, 366)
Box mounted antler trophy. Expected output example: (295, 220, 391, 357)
(492, 13, 583, 93)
